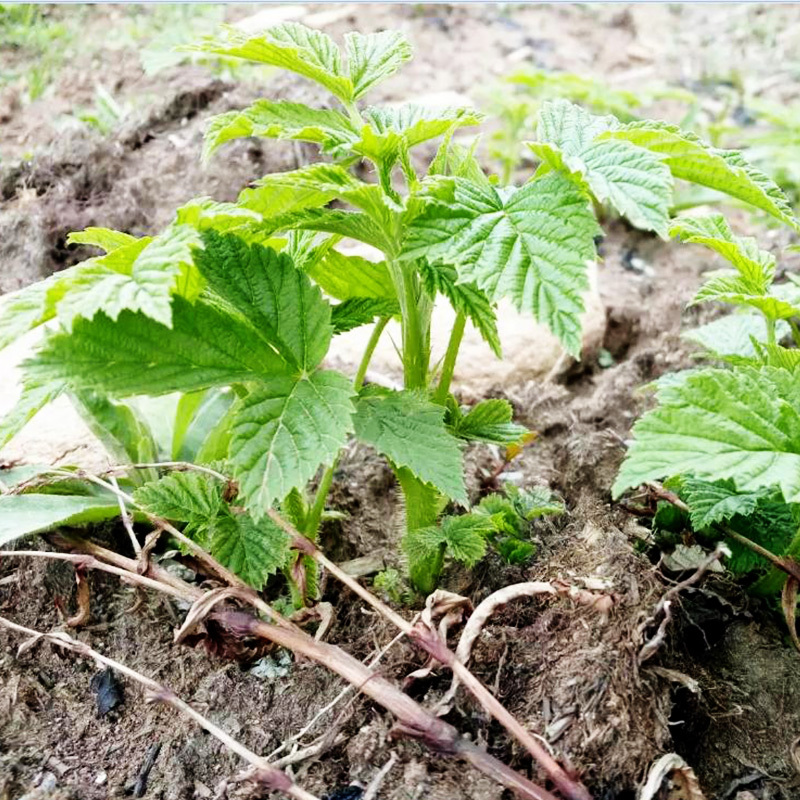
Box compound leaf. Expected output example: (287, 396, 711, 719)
(403, 172, 600, 356)
(452, 398, 529, 445)
(26, 296, 289, 397)
(531, 100, 672, 236)
(185, 23, 353, 102)
(134, 471, 224, 523)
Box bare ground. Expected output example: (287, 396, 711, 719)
(2, 5, 800, 800)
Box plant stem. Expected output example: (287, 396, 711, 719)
(433, 311, 466, 404)
(271, 510, 594, 800)
(304, 316, 391, 542)
(343, 99, 364, 128)
(0, 616, 320, 800)
(354, 315, 390, 392)
(766, 316, 777, 346)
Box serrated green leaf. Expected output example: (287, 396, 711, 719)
(452, 398, 528, 445)
(353, 390, 467, 504)
(752, 342, 800, 370)
(133, 471, 224, 522)
(263, 207, 396, 254)
(176, 197, 263, 232)
(195, 232, 333, 371)
(203, 100, 357, 161)
(308, 249, 396, 302)
(530, 100, 672, 237)
(185, 23, 353, 102)
(230, 370, 355, 517)
(0, 276, 62, 353)
(55, 225, 203, 332)
(0, 493, 120, 547)
(402, 172, 600, 356)
(614, 366, 800, 503)
(331, 297, 399, 334)
(345, 30, 412, 100)
(679, 477, 766, 529)
(418, 260, 500, 357)
(600, 121, 800, 230)
(209, 510, 290, 589)
(67, 227, 138, 252)
(26, 296, 288, 397)
(670, 214, 776, 291)
(402, 513, 492, 571)
(362, 104, 483, 149)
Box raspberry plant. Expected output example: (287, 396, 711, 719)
(1, 22, 796, 601)
(615, 211, 800, 632)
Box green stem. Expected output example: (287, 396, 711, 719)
(304, 316, 391, 540)
(790, 320, 800, 349)
(753, 521, 800, 596)
(400, 265, 431, 390)
(354, 316, 390, 392)
(433, 312, 466, 405)
(343, 99, 364, 128)
(765, 316, 777, 347)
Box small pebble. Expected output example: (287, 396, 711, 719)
(95, 771, 108, 786)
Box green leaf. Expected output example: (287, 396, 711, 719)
(195, 232, 333, 371)
(70, 390, 158, 472)
(0, 276, 61, 352)
(230, 370, 355, 517)
(362, 104, 483, 149)
(403, 172, 600, 356)
(307, 249, 396, 302)
(55, 225, 203, 332)
(614, 366, 800, 503)
(0, 379, 63, 450)
(530, 100, 673, 236)
(679, 477, 766, 530)
(418, 260, 500, 357)
(203, 100, 357, 161)
(67, 227, 138, 252)
(176, 197, 263, 232)
(452, 398, 528, 445)
(26, 296, 288, 397)
(600, 121, 800, 230)
(0, 493, 120, 547)
(345, 30, 412, 99)
(683, 313, 789, 360)
(353, 390, 467, 504)
(264, 207, 396, 254)
(670, 214, 776, 292)
(172, 388, 235, 462)
(185, 23, 353, 102)
(331, 297, 399, 334)
(209, 510, 290, 589)
(402, 513, 493, 571)
(133, 471, 224, 523)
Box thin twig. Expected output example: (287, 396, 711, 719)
(0, 550, 198, 603)
(265, 626, 411, 762)
(0, 615, 320, 800)
(111, 475, 141, 557)
(270, 510, 593, 800)
(103, 462, 230, 483)
(363, 753, 398, 800)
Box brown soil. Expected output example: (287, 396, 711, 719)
(2, 5, 800, 800)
